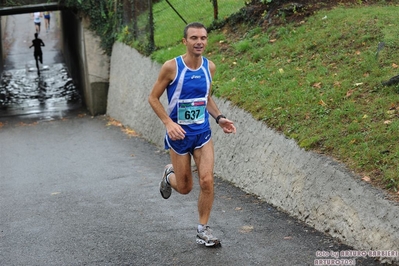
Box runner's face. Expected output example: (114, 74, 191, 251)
(183, 27, 208, 56)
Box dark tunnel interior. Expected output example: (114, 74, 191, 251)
(0, 4, 86, 120)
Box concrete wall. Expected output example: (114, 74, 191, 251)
(107, 43, 165, 143)
(61, 10, 109, 116)
(107, 42, 399, 264)
(0, 16, 6, 74)
(81, 17, 110, 115)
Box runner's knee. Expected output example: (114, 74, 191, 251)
(178, 181, 193, 194)
(176, 175, 193, 194)
(199, 175, 214, 193)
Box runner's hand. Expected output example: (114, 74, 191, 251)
(166, 121, 186, 140)
(219, 118, 236, 134)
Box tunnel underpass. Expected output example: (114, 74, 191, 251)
(0, 3, 109, 120)
(1, 11, 82, 120)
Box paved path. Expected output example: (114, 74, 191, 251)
(0, 113, 382, 266)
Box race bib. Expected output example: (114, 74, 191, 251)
(177, 98, 207, 125)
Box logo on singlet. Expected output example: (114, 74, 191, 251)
(191, 75, 201, 79)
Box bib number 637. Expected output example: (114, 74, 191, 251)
(177, 97, 206, 125)
(185, 110, 200, 120)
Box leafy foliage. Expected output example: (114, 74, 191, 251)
(63, 0, 123, 55)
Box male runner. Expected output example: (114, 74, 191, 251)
(148, 22, 236, 246)
(29, 33, 45, 75)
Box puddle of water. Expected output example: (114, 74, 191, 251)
(0, 63, 82, 118)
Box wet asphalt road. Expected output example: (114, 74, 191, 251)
(0, 114, 383, 266)
(0, 12, 384, 266)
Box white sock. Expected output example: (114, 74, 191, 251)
(198, 224, 205, 232)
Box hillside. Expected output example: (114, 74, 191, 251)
(198, 0, 399, 200)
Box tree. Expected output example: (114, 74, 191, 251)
(211, 0, 218, 20)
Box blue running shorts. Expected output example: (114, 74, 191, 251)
(165, 129, 212, 155)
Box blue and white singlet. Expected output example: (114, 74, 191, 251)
(166, 56, 212, 135)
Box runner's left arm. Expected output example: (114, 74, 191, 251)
(206, 60, 236, 134)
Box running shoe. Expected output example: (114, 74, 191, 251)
(196, 225, 221, 247)
(159, 164, 173, 199)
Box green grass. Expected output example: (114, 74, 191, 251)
(149, 2, 399, 193)
(119, 0, 244, 55)
(153, 0, 244, 48)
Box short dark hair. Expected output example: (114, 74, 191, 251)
(34, 33, 38, 38)
(183, 22, 207, 39)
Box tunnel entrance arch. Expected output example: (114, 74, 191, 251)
(0, 2, 110, 116)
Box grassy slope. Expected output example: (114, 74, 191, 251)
(153, 0, 244, 48)
(150, 2, 399, 195)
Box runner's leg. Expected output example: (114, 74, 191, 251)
(193, 140, 215, 225)
(168, 150, 193, 195)
(34, 55, 39, 70)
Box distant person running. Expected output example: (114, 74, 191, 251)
(33, 12, 42, 33)
(29, 33, 45, 75)
(44, 11, 50, 32)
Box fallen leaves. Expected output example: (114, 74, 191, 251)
(345, 89, 354, 98)
(318, 99, 327, 107)
(389, 103, 397, 110)
(312, 82, 322, 89)
(18, 121, 38, 127)
(107, 118, 122, 127)
(122, 127, 139, 137)
(345, 83, 363, 98)
(107, 117, 140, 137)
(386, 110, 396, 117)
(384, 109, 397, 125)
(362, 176, 371, 182)
(239, 225, 254, 233)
